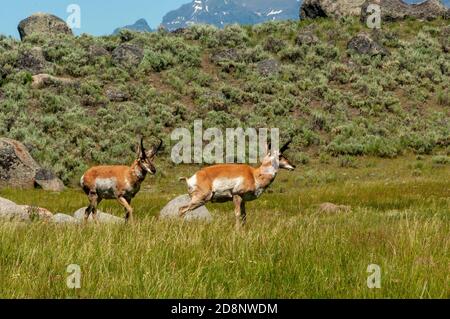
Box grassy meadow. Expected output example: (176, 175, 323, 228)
(0, 156, 448, 298)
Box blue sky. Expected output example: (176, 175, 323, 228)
(0, 0, 190, 38)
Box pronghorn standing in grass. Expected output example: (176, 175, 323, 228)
(179, 141, 296, 228)
(80, 137, 162, 223)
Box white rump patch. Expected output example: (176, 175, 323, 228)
(187, 174, 198, 192)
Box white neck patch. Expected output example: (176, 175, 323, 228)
(261, 157, 278, 176)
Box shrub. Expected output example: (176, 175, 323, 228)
(338, 156, 358, 168)
(432, 155, 450, 165)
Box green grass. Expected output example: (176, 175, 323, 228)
(0, 156, 449, 298)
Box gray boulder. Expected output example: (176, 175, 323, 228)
(0, 197, 29, 222)
(257, 59, 281, 77)
(105, 88, 130, 102)
(300, 0, 366, 19)
(51, 213, 79, 224)
(18, 205, 53, 221)
(18, 13, 73, 41)
(112, 43, 144, 68)
(361, 0, 449, 22)
(347, 32, 389, 56)
(160, 194, 213, 222)
(73, 207, 125, 224)
(34, 168, 64, 192)
(0, 138, 64, 191)
(88, 45, 110, 60)
(0, 138, 40, 189)
(16, 47, 48, 74)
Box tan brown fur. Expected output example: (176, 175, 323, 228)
(80, 138, 162, 223)
(179, 142, 296, 229)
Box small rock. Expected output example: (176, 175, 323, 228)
(112, 43, 144, 68)
(73, 207, 125, 224)
(18, 13, 73, 41)
(160, 194, 213, 222)
(318, 202, 351, 214)
(296, 31, 319, 46)
(18, 205, 53, 221)
(51, 213, 79, 224)
(257, 59, 280, 76)
(347, 32, 389, 56)
(105, 88, 130, 102)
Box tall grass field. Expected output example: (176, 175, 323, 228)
(0, 156, 448, 298)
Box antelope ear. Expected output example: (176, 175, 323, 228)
(136, 139, 142, 158)
(265, 141, 272, 156)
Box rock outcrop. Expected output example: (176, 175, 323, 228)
(361, 0, 449, 22)
(0, 138, 63, 191)
(300, 0, 366, 19)
(160, 194, 213, 222)
(18, 13, 73, 41)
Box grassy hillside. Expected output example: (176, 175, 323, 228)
(0, 18, 449, 184)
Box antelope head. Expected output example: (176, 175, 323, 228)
(278, 139, 296, 171)
(136, 137, 163, 175)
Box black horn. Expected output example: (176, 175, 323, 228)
(155, 138, 163, 154)
(140, 137, 147, 157)
(149, 138, 163, 157)
(280, 139, 292, 153)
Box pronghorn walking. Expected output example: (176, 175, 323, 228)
(80, 137, 162, 223)
(179, 141, 295, 228)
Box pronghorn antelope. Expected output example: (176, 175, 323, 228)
(80, 137, 162, 223)
(179, 141, 296, 228)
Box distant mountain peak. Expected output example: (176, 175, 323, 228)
(161, 0, 301, 30)
(113, 18, 152, 35)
